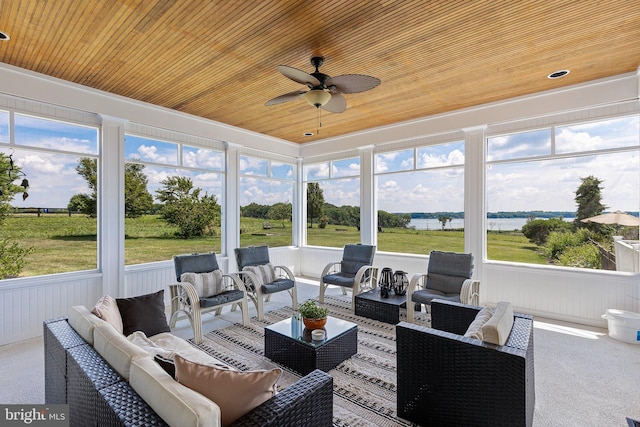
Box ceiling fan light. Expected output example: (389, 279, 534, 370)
(304, 89, 331, 108)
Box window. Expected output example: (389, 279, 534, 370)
(0, 110, 8, 143)
(239, 155, 294, 247)
(0, 112, 99, 278)
(304, 157, 360, 248)
(375, 141, 465, 255)
(486, 115, 640, 269)
(124, 134, 224, 264)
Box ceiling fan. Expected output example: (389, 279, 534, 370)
(265, 56, 380, 113)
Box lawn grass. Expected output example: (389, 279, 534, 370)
(1, 214, 549, 277)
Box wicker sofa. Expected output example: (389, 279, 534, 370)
(44, 313, 333, 427)
(396, 299, 535, 427)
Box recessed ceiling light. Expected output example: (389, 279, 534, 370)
(303, 132, 314, 137)
(547, 70, 569, 79)
(0, 32, 10, 41)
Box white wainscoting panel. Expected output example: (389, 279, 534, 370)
(299, 247, 431, 279)
(125, 261, 176, 305)
(0, 274, 102, 346)
(483, 263, 640, 327)
(267, 247, 300, 276)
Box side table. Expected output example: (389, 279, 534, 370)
(355, 288, 407, 324)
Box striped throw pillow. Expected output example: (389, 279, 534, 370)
(180, 270, 224, 298)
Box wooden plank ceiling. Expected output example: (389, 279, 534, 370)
(0, 1, 639, 144)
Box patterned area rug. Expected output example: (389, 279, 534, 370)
(191, 295, 430, 426)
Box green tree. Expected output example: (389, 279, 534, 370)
(67, 193, 90, 213)
(307, 182, 324, 228)
(438, 215, 452, 230)
(241, 202, 270, 219)
(74, 157, 98, 217)
(574, 175, 606, 230)
(124, 163, 154, 218)
(155, 176, 220, 238)
(73, 158, 154, 218)
(0, 152, 34, 278)
(268, 202, 292, 227)
(378, 210, 411, 228)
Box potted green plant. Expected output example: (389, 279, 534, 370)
(298, 300, 328, 330)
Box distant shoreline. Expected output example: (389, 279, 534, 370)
(403, 211, 638, 219)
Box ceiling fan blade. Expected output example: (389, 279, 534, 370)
(321, 93, 346, 113)
(277, 65, 321, 87)
(327, 74, 381, 94)
(265, 90, 306, 106)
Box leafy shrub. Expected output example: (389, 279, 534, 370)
(0, 239, 34, 278)
(557, 243, 601, 269)
(522, 218, 573, 246)
(544, 228, 595, 260)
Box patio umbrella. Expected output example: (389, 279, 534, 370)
(581, 211, 640, 226)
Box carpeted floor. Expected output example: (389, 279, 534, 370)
(192, 294, 431, 426)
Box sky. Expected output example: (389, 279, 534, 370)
(2, 113, 639, 215)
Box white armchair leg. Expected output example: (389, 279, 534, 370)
(319, 280, 326, 303)
(406, 299, 415, 323)
(256, 297, 265, 321)
(240, 297, 250, 327)
(191, 308, 203, 344)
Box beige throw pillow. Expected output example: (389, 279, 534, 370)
(481, 301, 514, 346)
(174, 354, 282, 426)
(92, 295, 124, 334)
(242, 263, 276, 287)
(464, 307, 494, 340)
(180, 270, 224, 298)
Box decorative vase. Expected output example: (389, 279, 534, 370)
(303, 317, 327, 330)
(393, 270, 409, 296)
(379, 267, 393, 298)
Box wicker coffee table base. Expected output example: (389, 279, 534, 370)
(265, 322, 357, 375)
(355, 289, 407, 324)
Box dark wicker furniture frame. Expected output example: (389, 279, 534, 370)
(45, 317, 334, 427)
(396, 299, 535, 427)
(355, 288, 407, 324)
(265, 316, 358, 375)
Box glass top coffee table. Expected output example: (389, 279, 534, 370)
(264, 315, 358, 375)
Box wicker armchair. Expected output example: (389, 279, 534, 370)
(234, 245, 298, 321)
(405, 250, 479, 322)
(397, 299, 535, 427)
(319, 244, 378, 309)
(169, 253, 249, 344)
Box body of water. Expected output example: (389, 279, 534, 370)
(408, 217, 574, 231)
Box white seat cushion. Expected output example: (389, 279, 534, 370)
(93, 322, 149, 380)
(69, 305, 107, 345)
(130, 357, 219, 427)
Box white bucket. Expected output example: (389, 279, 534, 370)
(601, 309, 640, 344)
